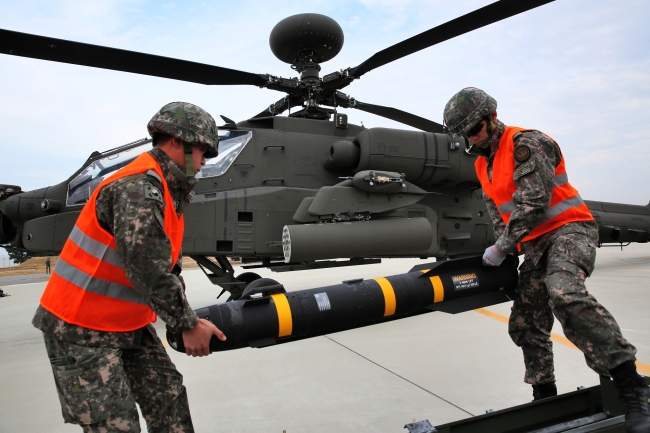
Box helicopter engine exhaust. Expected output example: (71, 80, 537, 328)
(166, 255, 518, 354)
(281, 218, 433, 263)
(323, 128, 479, 189)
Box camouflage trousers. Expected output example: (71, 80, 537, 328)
(43, 326, 194, 432)
(508, 232, 637, 385)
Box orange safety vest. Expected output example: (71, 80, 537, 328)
(475, 126, 594, 244)
(40, 152, 184, 332)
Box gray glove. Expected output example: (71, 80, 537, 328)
(482, 245, 506, 266)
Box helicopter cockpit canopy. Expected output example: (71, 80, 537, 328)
(196, 130, 252, 179)
(66, 130, 253, 206)
(66, 140, 152, 206)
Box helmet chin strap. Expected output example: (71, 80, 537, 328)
(184, 144, 195, 178)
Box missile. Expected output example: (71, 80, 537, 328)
(166, 255, 518, 353)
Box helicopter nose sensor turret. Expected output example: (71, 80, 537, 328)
(269, 13, 344, 82)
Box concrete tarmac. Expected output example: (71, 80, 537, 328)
(0, 245, 648, 433)
(0, 273, 51, 287)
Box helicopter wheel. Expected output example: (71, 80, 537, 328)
(236, 272, 262, 287)
(225, 272, 263, 302)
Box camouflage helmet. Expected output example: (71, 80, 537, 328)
(147, 102, 219, 158)
(443, 87, 497, 137)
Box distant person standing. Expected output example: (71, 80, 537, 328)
(45, 258, 51, 274)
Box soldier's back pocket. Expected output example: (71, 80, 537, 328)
(52, 348, 136, 425)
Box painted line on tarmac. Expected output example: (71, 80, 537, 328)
(475, 308, 650, 376)
(4, 282, 40, 287)
(324, 335, 474, 416)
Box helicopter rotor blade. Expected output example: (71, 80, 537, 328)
(352, 101, 445, 133)
(0, 28, 268, 86)
(349, 0, 554, 78)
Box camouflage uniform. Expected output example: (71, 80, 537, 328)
(445, 90, 650, 430)
(33, 147, 199, 432)
(478, 121, 637, 385)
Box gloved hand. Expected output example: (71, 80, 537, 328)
(482, 245, 506, 266)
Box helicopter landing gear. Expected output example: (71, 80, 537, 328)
(190, 255, 260, 301)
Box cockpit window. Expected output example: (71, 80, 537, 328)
(195, 130, 252, 179)
(66, 141, 151, 206)
(65, 130, 252, 205)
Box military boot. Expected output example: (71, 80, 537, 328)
(532, 382, 557, 401)
(610, 360, 650, 433)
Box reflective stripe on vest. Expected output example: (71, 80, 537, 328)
(39, 152, 184, 332)
(497, 173, 574, 215)
(68, 225, 122, 268)
(475, 126, 594, 244)
(54, 257, 148, 306)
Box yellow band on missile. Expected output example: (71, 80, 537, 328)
(421, 271, 444, 303)
(270, 293, 292, 337)
(374, 277, 396, 316)
(430, 276, 444, 303)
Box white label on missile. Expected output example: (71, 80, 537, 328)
(314, 293, 331, 311)
(451, 273, 479, 290)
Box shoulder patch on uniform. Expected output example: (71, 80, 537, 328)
(514, 129, 535, 137)
(514, 145, 531, 162)
(514, 159, 536, 180)
(146, 169, 162, 184)
(143, 182, 164, 204)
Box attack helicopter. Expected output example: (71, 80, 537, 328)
(1, 0, 649, 300)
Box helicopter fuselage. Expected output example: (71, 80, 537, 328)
(2, 116, 648, 267)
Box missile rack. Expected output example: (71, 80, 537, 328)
(405, 374, 650, 433)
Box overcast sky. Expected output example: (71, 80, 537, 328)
(0, 0, 649, 210)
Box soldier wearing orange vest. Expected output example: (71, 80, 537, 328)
(32, 102, 225, 432)
(444, 88, 649, 432)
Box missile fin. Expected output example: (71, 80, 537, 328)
(408, 261, 440, 273)
(409, 256, 484, 274)
(240, 279, 285, 299)
(243, 297, 272, 307)
(414, 254, 518, 277)
(417, 255, 485, 276)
